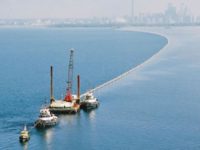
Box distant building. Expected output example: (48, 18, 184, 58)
(165, 3, 177, 24)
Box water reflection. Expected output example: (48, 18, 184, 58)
(58, 114, 80, 127)
(83, 109, 97, 122)
(44, 128, 53, 144)
(35, 127, 54, 150)
(36, 128, 54, 142)
(20, 141, 28, 150)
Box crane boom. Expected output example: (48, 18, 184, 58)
(64, 49, 74, 102)
(67, 49, 74, 91)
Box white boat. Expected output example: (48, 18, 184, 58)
(35, 108, 58, 128)
(19, 125, 30, 142)
(81, 92, 99, 110)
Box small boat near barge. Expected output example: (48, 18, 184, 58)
(19, 125, 30, 142)
(35, 108, 58, 128)
(81, 92, 99, 110)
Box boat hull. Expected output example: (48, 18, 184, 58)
(49, 106, 80, 114)
(19, 136, 30, 142)
(80, 101, 99, 110)
(35, 119, 57, 128)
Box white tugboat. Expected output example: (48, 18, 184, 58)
(35, 108, 58, 128)
(19, 125, 30, 142)
(81, 92, 99, 110)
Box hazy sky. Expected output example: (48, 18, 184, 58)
(0, 0, 200, 19)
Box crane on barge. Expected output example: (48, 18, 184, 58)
(49, 49, 80, 114)
(65, 49, 74, 102)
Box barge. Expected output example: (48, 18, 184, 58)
(48, 49, 80, 114)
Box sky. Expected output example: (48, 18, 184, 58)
(0, 0, 200, 19)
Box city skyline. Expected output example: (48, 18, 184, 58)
(0, 0, 200, 19)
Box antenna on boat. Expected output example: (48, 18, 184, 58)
(50, 66, 55, 103)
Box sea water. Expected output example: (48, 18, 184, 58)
(97, 27, 200, 150)
(0, 27, 167, 149)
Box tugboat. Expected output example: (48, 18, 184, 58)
(35, 108, 58, 128)
(19, 125, 30, 142)
(81, 92, 99, 110)
(48, 49, 80, 114)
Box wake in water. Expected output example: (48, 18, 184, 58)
(91, 33, 168, 94)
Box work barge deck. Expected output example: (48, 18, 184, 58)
(47, 49, 99, 114)
(48, 49, 81, 114)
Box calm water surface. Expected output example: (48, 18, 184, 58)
(0, 28, 167, 150)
